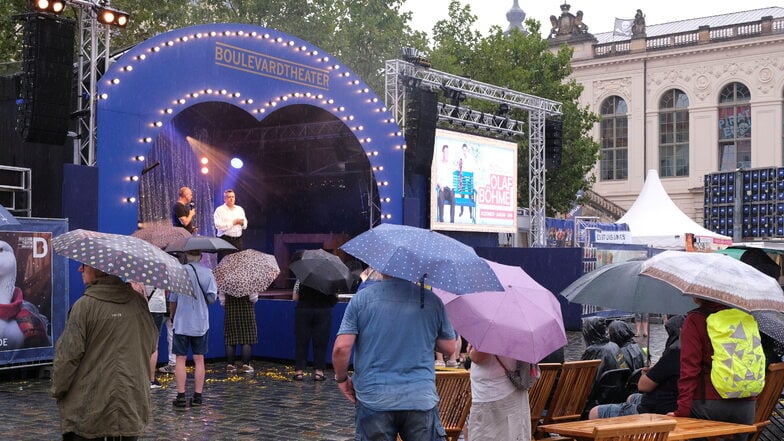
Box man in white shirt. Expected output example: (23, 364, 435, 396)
(213, 189, 247, 261)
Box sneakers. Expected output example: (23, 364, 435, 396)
(190, 394, 203, 406)
(158, 364, 176, 374)
(150, 379, 162, 389)
(173, 394, 188, 409)
(445, 360, 460, 368)
(238, 364, 254, 373)
(435, 360, 446, 368)
(226, 364, 237, 372)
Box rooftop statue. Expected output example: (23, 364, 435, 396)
(548, 2, 594, 43)
(632, 9, 646, 36)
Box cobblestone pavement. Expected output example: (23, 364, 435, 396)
(0, 323, 668, 441)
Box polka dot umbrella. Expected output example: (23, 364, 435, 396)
(213, 249, 280, 297)
(53, 229, 194, 296)
(340, 223, 503, 295)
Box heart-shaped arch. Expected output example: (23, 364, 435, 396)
(96, 23, 404, 236)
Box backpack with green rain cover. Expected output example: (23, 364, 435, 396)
(704, 308, 766, 399)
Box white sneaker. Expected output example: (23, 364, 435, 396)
(158, 364, 176, 374)
(446, 360, 460, 368)
(435, 360, 446, 368)
(239, 364, 254, 373)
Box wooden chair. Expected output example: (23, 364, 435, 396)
(435, 370, 472, 441)
(592, 419, 676, 441)
(749, 362, 784, 441)
(536, 359, 601, 438)
(528, 363, 561, 437)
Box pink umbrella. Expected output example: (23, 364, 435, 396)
(132, 220, 191, 249)
(434, 260, 567, 363)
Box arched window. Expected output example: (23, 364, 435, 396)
(600, 96, 628, 181)
(718, 82, 751, 171)
(658, 89, 689, 177)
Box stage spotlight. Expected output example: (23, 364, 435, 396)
(30, 0, 66, 14)
(230, 158, 244, 169)
(200, 157, 209, 165)
(201, 167, 209, 174)
(97, 6, 130, 28)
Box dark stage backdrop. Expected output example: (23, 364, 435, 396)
(476, 246, 583, 331)
(0, 74, 71, 219)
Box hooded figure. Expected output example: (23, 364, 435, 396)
(581, 317, 620, 381)
(608, 320, 646, 371)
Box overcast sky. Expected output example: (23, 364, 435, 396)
(402, 1, 779, 36)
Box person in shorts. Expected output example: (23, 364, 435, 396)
(168, 250, 217, 409)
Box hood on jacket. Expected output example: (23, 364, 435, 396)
(84, 274, 137, 304)
(664, 314, 685, 351)
(608, 320, 637, 347)
(582, 317, 609, 346)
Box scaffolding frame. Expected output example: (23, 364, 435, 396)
(385, 59, 562, 246)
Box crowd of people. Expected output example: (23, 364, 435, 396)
(48, 187, 784, 440)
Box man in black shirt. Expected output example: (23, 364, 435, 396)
(172, 186, 197, 234)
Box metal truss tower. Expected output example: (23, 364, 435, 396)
(385, 59, 562, 247)
(73, 1, 113, 166)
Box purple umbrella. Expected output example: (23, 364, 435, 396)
(434, 260, 567, 363)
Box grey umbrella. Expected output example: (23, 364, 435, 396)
(560, 260, 696, 315)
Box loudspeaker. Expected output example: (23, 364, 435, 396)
(545, 118, 563, 170)
(17, 14, 75, 145)
(404, 88, 439, 175)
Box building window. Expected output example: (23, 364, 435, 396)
(659, 89, 689, 177)
(600, 96, 628, 181)
(718, 82, 751, 171)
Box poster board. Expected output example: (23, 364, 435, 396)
(430, 129, 517, 233)
(0, 218, 68, 368)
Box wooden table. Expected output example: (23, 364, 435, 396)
(538, 413, 757, 440)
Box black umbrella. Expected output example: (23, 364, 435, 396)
(289, 249, 353, 295)
(752, 310, 784, 344)
(164, 236, 236, 253)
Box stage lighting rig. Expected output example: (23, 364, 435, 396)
(401, 47, 431, 69)
(30, 0, 67, 14)
(96, 5, 129, 27)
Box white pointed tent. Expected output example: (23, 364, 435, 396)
(615, 170, 732, 249)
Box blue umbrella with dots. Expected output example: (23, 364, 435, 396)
(340, 223, 503, 295)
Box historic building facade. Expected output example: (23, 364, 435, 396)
(539, 4, 784, 226)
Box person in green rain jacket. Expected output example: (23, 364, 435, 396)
(52, 264, 157, 440)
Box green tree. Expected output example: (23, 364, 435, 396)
(428, 2, 600, 215)
(0, 0, 35, 71)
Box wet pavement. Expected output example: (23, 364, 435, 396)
(0, 322, 671, 440)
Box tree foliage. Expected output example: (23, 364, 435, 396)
(0, 0, 599, 215)
(427, 1, 600, 215)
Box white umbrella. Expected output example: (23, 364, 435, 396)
(640, 250, 784, 312)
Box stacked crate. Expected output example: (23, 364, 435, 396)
(704, 167, 784, 239)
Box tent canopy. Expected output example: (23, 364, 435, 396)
(615, 170, 731, 249)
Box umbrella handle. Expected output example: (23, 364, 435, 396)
(419, 274, 428, 309)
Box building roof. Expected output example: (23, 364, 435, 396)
(594, 7, 784, 44)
